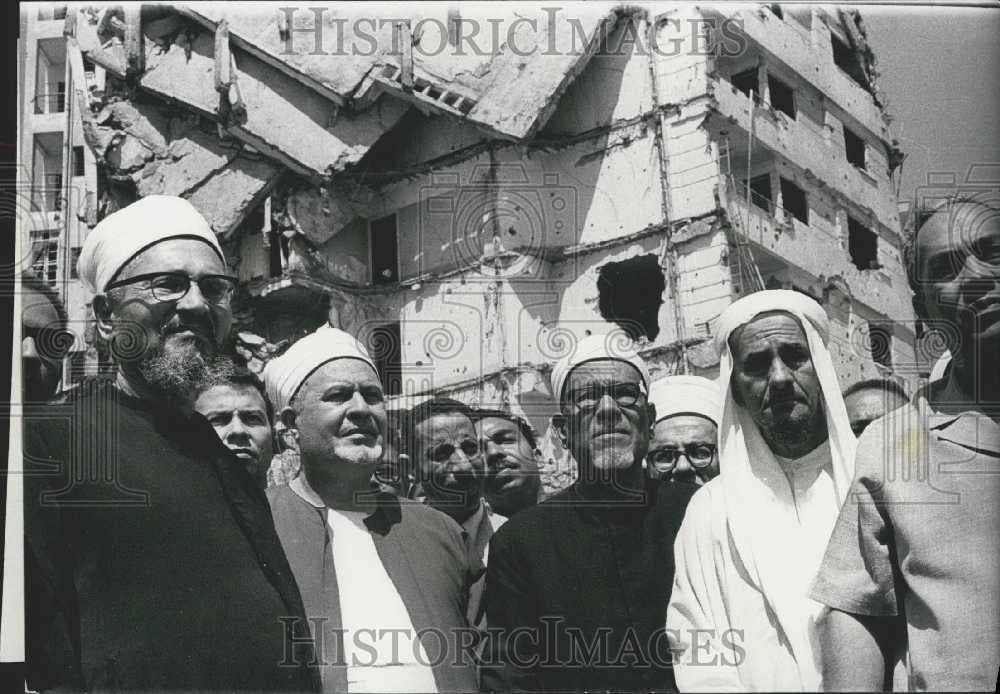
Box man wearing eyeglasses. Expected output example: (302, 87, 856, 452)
(23, 196, 319, 692)
(646, 375, 722, 486)
(481, 333, 695, 693)
(408, 398, 505, 565)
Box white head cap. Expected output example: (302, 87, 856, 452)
(549, 332, 650, 405)
(263, 325, 378, 412)
(647, 375, 722, 425)
(78, 195, 223, 293)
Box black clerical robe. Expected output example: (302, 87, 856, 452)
(24, 379, 319, 692)
(481, 480, 696, 693)
(268, 483, 484, 693)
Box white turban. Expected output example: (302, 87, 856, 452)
(648, 375, 721, 425)
(714, 289, 856, 689)
(263, 325, 378, 412)
(549, 332, 650, 405)
(78, 195, 224, 293)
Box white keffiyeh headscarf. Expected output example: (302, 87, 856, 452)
(715, 290, 857, 689)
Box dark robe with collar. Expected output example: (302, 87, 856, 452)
(481, 479, 696, 693)
(268, 483, 484, 693)
(24, 378, 319, 692)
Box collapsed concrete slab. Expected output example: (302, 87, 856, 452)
(74, 7, 409, 179)
(82, 97, 280, 236)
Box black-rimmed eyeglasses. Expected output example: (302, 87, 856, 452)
(105, 272, 238, 304)
(647, 443, 717, 471)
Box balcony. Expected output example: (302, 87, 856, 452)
(31, 92, 66, 133)
(33, 91, 65, 115)
(711, 76, 899, 229)
(703, 6, 889, 143)
(722, 183, 911, 321)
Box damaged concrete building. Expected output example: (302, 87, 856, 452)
(54, 3, 916, 489)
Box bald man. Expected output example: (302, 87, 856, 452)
(24, 197, 318, 692)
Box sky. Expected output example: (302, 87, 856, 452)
(861, 5, 1000, 205)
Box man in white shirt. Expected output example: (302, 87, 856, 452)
(264, 328, 482, 693)
(666, 290, 858, 691)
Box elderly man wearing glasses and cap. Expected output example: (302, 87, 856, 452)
(23, 196, 318, 692)
(481, 333, 696, 693)
(264, 326, 482, 694)
(666, 290, 858, 691)
(646, 375, 722, 486)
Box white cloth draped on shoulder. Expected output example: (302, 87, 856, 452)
(666, 290, 857, 691)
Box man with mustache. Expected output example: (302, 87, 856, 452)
(474, 409, 543, 518)
(812, 193, 1000, 691)
(481, 334, 695, 692)
(645, 375, 722, 486)
(193, 361, 275, 489)
(666, 290, 858, 691)
(264, 328, 482, 693)
(24, 196, 318, 691)
(408, 398, 506, 567)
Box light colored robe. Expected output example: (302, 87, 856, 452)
(666, 442, 837, 691)
(666, 291, 859, 692)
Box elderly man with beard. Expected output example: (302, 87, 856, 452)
(666, 290, 858, 691)
(812, 194, 1000, 692)
(474, 409, 543, 518)
(23, 196, 318, 692)
(264, 328, 483, 694)
(481, 334, 695, 693)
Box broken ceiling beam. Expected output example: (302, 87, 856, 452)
(397, 21, 414, 91)
(215, 20, 232, 90)
(214, 20, 247, 128)
(123, 5, 144, 79)
(139, 29, 408, 178)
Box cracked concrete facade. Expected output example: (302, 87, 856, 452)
(62, 4, 919, 495)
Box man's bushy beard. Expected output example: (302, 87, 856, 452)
(138, 340, 233, 405)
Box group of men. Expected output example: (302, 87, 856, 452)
(19, 191, 999, 692)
